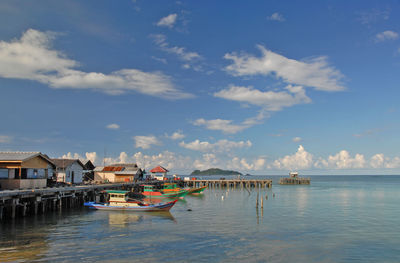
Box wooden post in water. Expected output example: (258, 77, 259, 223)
(256, 191, 259, 208)
(0, 206, 3, 221)
(41, 201, 46, 214)
(22, 203, 27, 217)
(34, 201, 38, 215)
(11, 199, 17, 219)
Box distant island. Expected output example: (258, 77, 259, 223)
(190, 168, 242, 176)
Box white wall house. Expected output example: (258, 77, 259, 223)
(51, 159, 85, 184)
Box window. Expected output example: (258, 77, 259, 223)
(0, 169, 8, 179)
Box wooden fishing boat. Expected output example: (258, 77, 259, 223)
(186, 185, 207, 195)
(162, 183, 184, 193)
(141, 185, 189, 198)
(84, 190, 177, 212)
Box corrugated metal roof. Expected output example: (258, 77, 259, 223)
(0, 152, 41, 161)
(103, 166, 124, 172)
(150, 165, 169, 173)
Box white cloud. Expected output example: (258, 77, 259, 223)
(134, 135, 161, 149)
(0, 29, 192, 99)
(167, 131, 185, 140)
(122, 151, 192, 171)
(369, 153, 400, 169)
(152, 34, 201, 62)
(224, 45, 345, 92)
(370, 153, 384, 168)
(315, 150, 366, 169)
(193, 115, 265, 134)
(157, 13, 178, 28)
(267, 12, 285, 22)
(227, 156, 266, 171)
(375, 30, 399, 42)
(106, 123, 120, 130)
(193, 153, 219, 171)
(61, 152, 83, 160)
(292, 137, 302, 142)
(61, 148, 400, 173)
(0, 135, 12, 143)
(179, 139, 252, 152)
(214, 85, 311, 111)
(385, 157, 400, 168)
(273, 145, 314, 170)
(85, 152, 97, 164)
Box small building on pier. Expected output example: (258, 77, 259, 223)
(0, 152, 55, 190)
(150, 165, 169, 180)
(94, 163, 143, 183)
(50, 159, 85, 184)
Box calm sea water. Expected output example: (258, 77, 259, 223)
(1, 175, 400, 263)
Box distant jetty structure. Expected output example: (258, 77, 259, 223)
(279, 172, 310, 185)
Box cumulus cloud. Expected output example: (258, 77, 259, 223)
(227, 156, 266, 171)
(375, 30, 399, 42)
(85, 152, 97, 164)
(273, 145, 314, 170)
(315, 150, 366, 169)
(106, 151, 192, 171)
(0, 29, 192, 99)
(134, 135, 161, 149)
(61, 147, 400, 173)
(157, 13, 178, 28)
(60, 151, 97, 164)
(0, 135, 12, 143)
(224, 45, 345, 92)
(267, 12, 285, 22)
(106, 123, 120, 130)
(369, 153, 400, 169)
(214, 85, 311, 111)
(167, 131, 185, 140)
(179, 139, 252, 153)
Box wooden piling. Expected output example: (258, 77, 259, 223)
(22, 203, 27, 217)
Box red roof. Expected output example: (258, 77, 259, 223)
(150, 166, 169, 173)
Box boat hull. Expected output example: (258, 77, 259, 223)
(187, 186, 207, 195)
(84, 199, 177, 212)
(142, 190, 189, 198)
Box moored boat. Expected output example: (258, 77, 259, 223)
(141, 185, 189, 198)
(84, 190, 177, 212)
(186, 185, 207, 195)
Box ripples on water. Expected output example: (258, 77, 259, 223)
(1, 175, 400, 262)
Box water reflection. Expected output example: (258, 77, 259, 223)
(106, 211, 176, 226)
(0, 218, 50, 262)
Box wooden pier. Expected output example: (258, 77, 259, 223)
(184, 179, 272, 189)
(0, 182, 136, 221)
(279, 177, 310, 185)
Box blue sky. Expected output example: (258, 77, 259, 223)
(1, 0, 400, 175)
